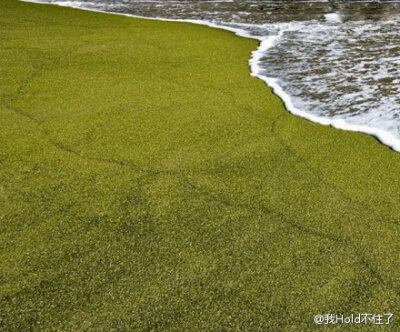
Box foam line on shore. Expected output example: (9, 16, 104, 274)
(20, 0, 400, 152)
(249, 34, 400, 151)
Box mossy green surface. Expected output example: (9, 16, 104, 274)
(1, 0, 399, 330)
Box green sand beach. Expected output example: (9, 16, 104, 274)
(1, 0, 399, 330)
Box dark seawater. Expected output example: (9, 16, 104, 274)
(25, 0, 400, 150)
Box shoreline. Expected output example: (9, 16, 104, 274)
(2, 0, 400, 329)
(20, 0, 400, 152)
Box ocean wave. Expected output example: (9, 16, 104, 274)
(20, 0, 400, 151)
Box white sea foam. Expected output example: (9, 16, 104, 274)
(259, 19, 400, 151)
(324, 13, 343, 23)
(20, 0, 400, 151)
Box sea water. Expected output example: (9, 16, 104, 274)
(24, 0, 400, 151)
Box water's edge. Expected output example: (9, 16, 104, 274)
(20, 0, 400, 152)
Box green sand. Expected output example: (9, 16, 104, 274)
(1, 0, 399, 330)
